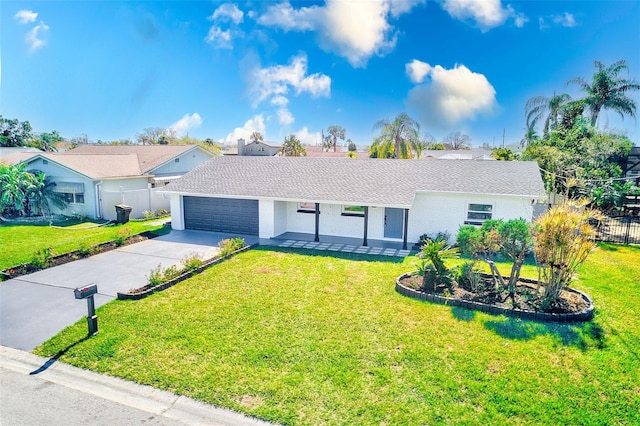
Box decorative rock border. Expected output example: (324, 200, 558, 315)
(395, 272, 594, 322)
(117, 244, 256, 300)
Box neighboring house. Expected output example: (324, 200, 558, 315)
(304, 146, 369, 158)
(421, 149, 494, 160)
(0, 147, 43, 165)
(234, 138, 282, 156)
(162, 157, 546, 248)
(5, 145, 215, 220)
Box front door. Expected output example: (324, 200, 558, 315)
(384, 208, 404, 239)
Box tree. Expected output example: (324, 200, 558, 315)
(442, 132, 471, 150)
(136, 127, 175, 145)
(250, 132, 263, 142)
(32, 131, 64, 152)
(347, 139, 356, 152)
(0, 163, 31, 215)
(525, 93, 572, 137)
(25, 171, 67, 216)
(280, 134, 306, 156)
(326, 125, 346, 153)
(491, 147, 516, 161)
(520, 123, 538, 147)
(568, 60, 640, 126)
(416, 239, 460, 291)
(372, 113, 419, 159)
(0, 116, 33, 147)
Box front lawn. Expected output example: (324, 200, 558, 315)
(0, 219, 168, 270)
(35, 245, 640, 425)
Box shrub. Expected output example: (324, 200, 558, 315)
(182, 253, 203, 272)
(143, 210, 158, 220)
(219, 237, 245, 257)
(533, 200, 598, 309)
(147, 264, 164, 287)
(77, 241, 96, 257)
(162, 265, 181, 281)
(453, 261, 483, 292)
(416, 238, 459, 291)
(31, 247, 54, 269)
(158, 208, 169, 216)
(114, 226, 132, 246)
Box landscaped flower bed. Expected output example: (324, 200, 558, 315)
(396, 272, 594, 322)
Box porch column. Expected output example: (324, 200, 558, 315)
(403, 208, 409, 250)
(314, 203, 320, 242)
(363, 206, 369, 246)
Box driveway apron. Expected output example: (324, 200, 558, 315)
(1, 230, 253, 351)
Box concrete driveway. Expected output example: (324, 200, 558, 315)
(1, 230, 258, 351)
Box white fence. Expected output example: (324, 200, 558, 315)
(101, 188, 170, 220)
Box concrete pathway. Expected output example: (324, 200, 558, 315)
(0, 346, 271, 426)
(0, 230, 258, 351)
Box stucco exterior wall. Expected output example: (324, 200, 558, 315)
(151, 149, 214, 175)
(26, 158, 97, 218)
(170, 195, 185, 230)
(407, 192, 535, 243)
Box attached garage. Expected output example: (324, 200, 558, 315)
(183, 196, 259, 235)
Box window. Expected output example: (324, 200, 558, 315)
(297, 202, 316, 213)
(174, 158, 180, 163)
(342, 205, 365, 217)
(54, 182, 85, 205)
(43, 160, 49, 165)
(466, 203, 492, 225)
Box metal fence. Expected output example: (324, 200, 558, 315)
(591, 213, 640, 245)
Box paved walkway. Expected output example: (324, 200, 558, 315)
(0, 346, 270, 426)
(269, 232, 414, 257)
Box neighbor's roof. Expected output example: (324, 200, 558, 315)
(1, 152, 40, 166)
(32, 153, 145, 179)
(66, 144, 209, 173)
(162, 156, 546, 207)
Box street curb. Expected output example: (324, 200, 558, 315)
(1, 346, 272, 426)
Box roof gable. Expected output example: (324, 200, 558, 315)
(163, 157, 546, 207)
(66, 145, 208, 173)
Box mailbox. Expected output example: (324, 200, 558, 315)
(75, 284, 98, 299)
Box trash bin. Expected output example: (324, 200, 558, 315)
(115, 204, 133, 224)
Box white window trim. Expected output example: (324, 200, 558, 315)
(465, 202, 493, 226)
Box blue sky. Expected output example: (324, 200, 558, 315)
(2, 1, 639, 148)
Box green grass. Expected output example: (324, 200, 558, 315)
(34, 244, 640, 425)
(0, 219, 169, 270)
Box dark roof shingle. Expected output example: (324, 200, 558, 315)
(162, 156, 546, 207)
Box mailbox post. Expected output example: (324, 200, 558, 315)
(74, 284, 98, 336)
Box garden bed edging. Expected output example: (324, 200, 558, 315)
(395, 272, 594, 322)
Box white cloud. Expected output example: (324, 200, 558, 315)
(26, 22, 49, 52)
(224, 115, 266, 143)
(295, 126, 321, 145)
(441, 0, 524, 32)
(209, 3, 244, 24)
(14, 10, 38, 24)
(277, 108, 295, 126)
(250, 53, 330, 107)
(169, 113, 203, 137)
(406, 59, 431, 84)
(406, 63, 497, 128)
(514, 13, 528, 28)
(271, 95, 289, 107)
(552, 12, 577, 27)
(257, 0, 423, 67)
(205, 26, 233, 49)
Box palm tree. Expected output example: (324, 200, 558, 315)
(26, 171, 67, 216)
(0, 163, 31, 216)
(326, 125, 346, 153)
(520, 123, 539, 147)
(280, 135, 306, 156)
(568, 60, 640, 126)
(372, 113, 419, 159)
(250, 131, 263, 143)
(525, 93, 572, 136)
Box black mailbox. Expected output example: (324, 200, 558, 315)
(74, 284, 98, 299)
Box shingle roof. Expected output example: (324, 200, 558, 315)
(162, 156, 546, 207)
(66, 145, 200, 173)
(37, 153, 144, 179)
